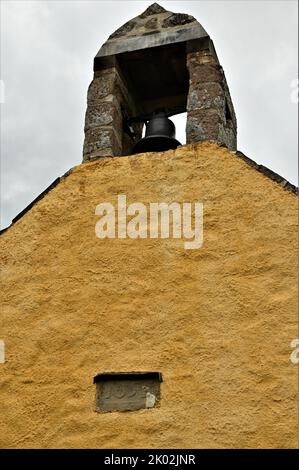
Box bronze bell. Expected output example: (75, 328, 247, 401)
(132, 111, 181, 154)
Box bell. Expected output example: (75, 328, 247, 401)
(132, 111, 181, 154)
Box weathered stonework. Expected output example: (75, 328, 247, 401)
(83, 128, 121, 159)
(83, 3, 237, 161)
(83, 67, 142, 162)
(186, 50, 237, 150)
(139, 3, 166, 19)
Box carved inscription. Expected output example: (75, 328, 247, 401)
(94, 373, 161, 412)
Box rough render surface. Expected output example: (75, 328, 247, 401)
(0, 143, 298, 448)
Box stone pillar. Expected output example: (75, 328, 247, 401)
(186, 43, 237, 150)
(83, 67, 141, 162)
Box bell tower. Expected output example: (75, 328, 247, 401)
(83, 3, 237, 161)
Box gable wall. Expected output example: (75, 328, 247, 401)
(0, 143, 297, 448)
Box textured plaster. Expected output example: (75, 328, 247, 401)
(0, 143, 298, 448)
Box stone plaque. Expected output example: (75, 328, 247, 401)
(94, 372, 162, 412)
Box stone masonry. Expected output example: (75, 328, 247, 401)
(83, 3, 237, 161)
(186, 45, 237, 150)
(83, 67, 142, 161)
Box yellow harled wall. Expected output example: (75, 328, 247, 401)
(0, 143, 298, 448)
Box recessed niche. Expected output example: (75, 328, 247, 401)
(94, 372, 162, 412)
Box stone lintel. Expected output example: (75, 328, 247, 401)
(96, 24, 209, 61)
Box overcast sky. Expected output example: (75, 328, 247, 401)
(0, 0, 298, 229)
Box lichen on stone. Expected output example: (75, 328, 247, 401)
(139, 3, 167, 19)
(162, 13, 196, 28)
(144, 17, 158, 30)
(109, 20, 136, 39)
